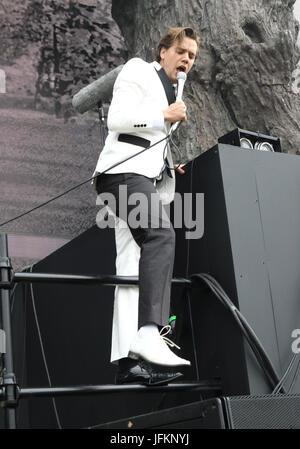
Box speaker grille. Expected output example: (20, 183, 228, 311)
(224, 394, 300, 429)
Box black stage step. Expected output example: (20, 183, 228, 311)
(90, 393, 300, 429)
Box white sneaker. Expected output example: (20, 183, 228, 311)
(129, 325, 191, 367)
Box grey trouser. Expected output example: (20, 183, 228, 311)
(96, 172, 175, 329)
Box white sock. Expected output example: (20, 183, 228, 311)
(137, 323, 159, 341)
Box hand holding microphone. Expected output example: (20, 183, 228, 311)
(163, 101, 186, 122)
(163, 71, 187, 125)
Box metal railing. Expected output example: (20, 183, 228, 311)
(0, 233, 222, 429)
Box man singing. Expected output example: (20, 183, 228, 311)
(95, 27, 199, 385)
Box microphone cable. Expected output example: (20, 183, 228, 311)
(191, 273, 286, 393)
(167, 125, 184, 170)
(286, 356, 300, 393)
(154, 120, 183, 181)
(28, 263, 63, 429)
(272, 352, 300, 395)
(0, 123, 182, 228)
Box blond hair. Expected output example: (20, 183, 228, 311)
(156, 27, 200, 62)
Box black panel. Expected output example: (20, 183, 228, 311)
(91, 398, 225, 429)
(223, 393, 300, 429)
(89, 393, 300, 429)
(173, 144, 300, 396)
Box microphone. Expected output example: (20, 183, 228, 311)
(171, 71, 187, 131)
(72, 65, 123, 114)
(176, 71, 187, 102)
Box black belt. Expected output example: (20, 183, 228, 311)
(118, 134, 151, 148)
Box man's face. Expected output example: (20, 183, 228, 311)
(159, 36, 198, 83)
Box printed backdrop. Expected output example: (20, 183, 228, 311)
(0, 0, 127, 269)
(0, 0, 299, 270)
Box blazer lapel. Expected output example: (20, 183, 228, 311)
(155, 67, 176, 106)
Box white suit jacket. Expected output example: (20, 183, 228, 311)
(94, 58, 176, 204)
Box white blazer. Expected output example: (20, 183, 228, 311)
(94, 58, 176, 204)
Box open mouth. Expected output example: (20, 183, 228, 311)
(176, 65, 186, 73)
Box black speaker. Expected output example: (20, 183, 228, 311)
(89, 398, 226, 429)
(90, 393, 300, 429)
(172, 144, 300, 397)
(222, 393, 300, 429)
(218, 128, 282, 152)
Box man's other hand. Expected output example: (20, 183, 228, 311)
(174, 163, 186, 174)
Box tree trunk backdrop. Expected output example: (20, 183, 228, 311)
(112, 0, 300, 160)
(0, 0, 299, 268)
